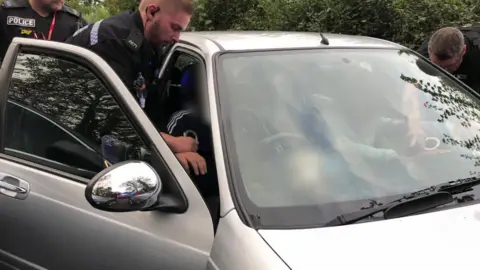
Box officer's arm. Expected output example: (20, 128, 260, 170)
(89, 39, 136, 89)
(66, 26, 135, 88)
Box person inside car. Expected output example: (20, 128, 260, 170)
(166, 63, 218, 199)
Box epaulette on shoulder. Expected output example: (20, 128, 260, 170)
(1, 0, 29, 8)
(61, 4, 81, 17)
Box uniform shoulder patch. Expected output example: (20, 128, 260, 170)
(123, 29, 143, 52)
(61, 4, 81, 17)
(1, 0, 28, 8)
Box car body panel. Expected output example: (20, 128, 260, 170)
(207, 209, 290, 270)
(181, 31, 402, 51)
(0, 157, 210, 269)
(259, 203, 480, 270)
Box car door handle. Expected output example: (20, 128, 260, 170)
(0, 175, 30, 200)
(0, 181, 27, 193)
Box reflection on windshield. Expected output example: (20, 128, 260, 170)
(217, 48, 480, 225)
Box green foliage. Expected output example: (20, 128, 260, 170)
(391, 0, 480, 48)
(67, 0, 480, 49)
(80, 5, 111, 22)
(191, 0, 480, 49)
(68, 0, 136, 23)
(102, 0, 137, 16)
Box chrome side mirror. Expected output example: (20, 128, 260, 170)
(85, 161, 162, 212)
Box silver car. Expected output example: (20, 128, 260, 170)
(1, 31, 480, 270)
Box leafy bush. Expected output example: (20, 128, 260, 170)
(70, 0, 480, 49)
(391, 0, 480, 48)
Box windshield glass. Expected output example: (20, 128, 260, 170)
(216, 48, 480, 228)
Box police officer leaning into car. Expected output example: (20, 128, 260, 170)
(66, 0, 204, 170)
(0, 0, 86, 61)
(418, 26, 480, 93)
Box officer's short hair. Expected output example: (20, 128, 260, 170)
(428, 27, 465, 60)
(139, 0, 194, 15)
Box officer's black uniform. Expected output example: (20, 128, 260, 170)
(418, 27, 480, 92)
(0, 0, 86, 60)
(66, 11, 163, 113)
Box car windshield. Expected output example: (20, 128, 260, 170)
(216, 48, 480, 228)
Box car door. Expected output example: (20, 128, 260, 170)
(0, 38, 214, 270)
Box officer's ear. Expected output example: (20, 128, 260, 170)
(146, 5, 160, 19)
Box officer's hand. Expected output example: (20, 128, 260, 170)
(175, 152, 207, 175)
(169, 136, 199, 153)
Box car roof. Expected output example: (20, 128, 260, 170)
(180, 31, 403, 51)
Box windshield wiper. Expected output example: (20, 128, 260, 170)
(324, 177, 480, 227)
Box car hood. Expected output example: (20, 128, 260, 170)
(259, 203, 480, 269)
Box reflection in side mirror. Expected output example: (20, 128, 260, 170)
(85, 161, 162, 212)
